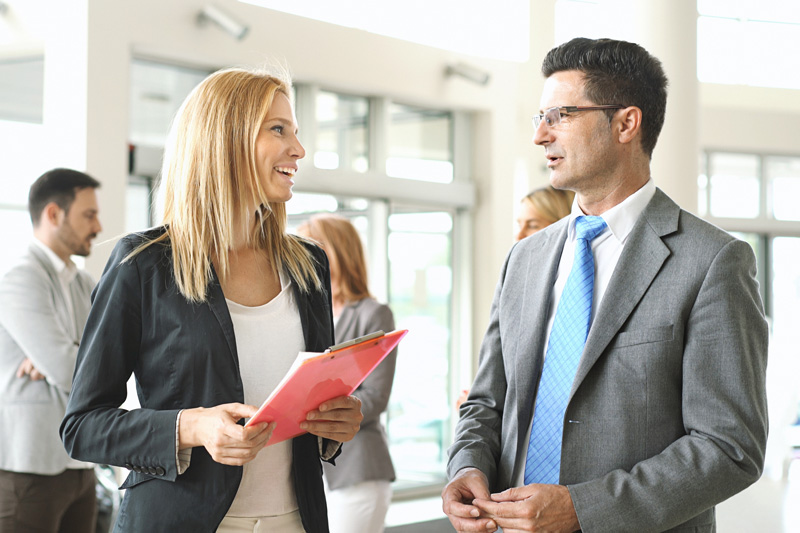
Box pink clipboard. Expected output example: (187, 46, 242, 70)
(244, 329, 408, 445)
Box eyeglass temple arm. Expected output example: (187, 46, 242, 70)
(561, 105, 625, 112)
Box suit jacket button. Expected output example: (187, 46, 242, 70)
(125, 463, 133, 470)
(156, 467, 165, 476)
(133, 466, 141, 473)
(147, 467, 157, 475)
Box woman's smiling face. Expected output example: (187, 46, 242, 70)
(254, 91, 306, 203)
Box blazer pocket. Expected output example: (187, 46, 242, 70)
(613, 325, 674, 349)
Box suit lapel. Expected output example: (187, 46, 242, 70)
(28, 244, 76, 339)
(515, 220, 568, 444)
(205, 264, 239, 370)
(570, 189, 679, 396)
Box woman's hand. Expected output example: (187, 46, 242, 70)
(300, 395, 363, 442)
(178, 403, 275, 466)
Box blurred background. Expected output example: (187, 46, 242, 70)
(1, 0, 798, 530)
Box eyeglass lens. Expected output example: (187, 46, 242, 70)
(533, 107, 562, 129)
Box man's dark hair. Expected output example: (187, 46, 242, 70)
(28, 168, 101, 226)
(542, 38, 668, 158)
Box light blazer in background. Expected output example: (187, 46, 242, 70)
(0, 243, 94, 474)
(448, 188, 769, 532)
(324, 297, 397, 490)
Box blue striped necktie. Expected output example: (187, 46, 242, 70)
(524, 215, 607, 485)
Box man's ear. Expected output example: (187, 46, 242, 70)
(41, 202, 65, 228)
(616, 106, 642, 145)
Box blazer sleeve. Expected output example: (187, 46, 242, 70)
(569, 238, 769, 531)
(60, 238, 181, 481)
(0, 260, 80, 393)
(349, 301, 397, 424)
(446, 249, 514, 485)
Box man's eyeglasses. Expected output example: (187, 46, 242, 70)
(532, 105, 624, 129)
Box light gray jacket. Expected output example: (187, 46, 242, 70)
(323, 297, 397, 490)
(0, 243, 94, 474)
(448, 189, 769, 532)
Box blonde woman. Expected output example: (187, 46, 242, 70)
(515, 186, 574, 241)
(60, 68, 362, 532)
(296, 214, 397, 533)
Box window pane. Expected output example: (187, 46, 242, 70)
(0, 57, 43, 124)
(768, 236, 800, 480)
(387, 210, 453, 488)
(129, 60, 210, 146)
(314, 91, 369, 173)
(0, 121, 49, 206)
(126, 179, 151, 232)
(697, 1, 800, 89)
(708, 153, 760, 218)
(387, 104, 453, 183)
(767, 156, 800, 221)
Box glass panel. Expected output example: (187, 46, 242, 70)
(387, 210, 453, 488)
(129, 59, 210, 146)
(126, 179, 151, 232)
(0, 121, 49, 206)
(768, 237, 800, 481)
(0, 209, 32, 277)
(387, 104, 453, 183)
(0, 56, 44, 124)
(697, 5, 800, 89)
(767, 156, 800, 221)
(708, 153, 760, 218)
(314, 91, 369, 173)
(698, 153, 708, 217)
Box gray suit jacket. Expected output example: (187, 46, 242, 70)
(0, 243, 94, 474)
(448, 189, 769, 533)
(323, 297, 397, 490)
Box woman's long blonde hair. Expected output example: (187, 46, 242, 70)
(128, 67, 321, 302)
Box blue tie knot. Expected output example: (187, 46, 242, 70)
(574, 216, 607, 243)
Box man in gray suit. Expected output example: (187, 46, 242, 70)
(443, 38, 768, 532)
(0, 168, 102, 531)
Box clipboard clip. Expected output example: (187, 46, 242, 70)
(325, 330, 385, 353)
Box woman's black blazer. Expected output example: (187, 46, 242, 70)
(60, 227, 336, 532)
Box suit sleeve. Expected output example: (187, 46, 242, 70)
(0, 262, 81, 393)
(446, 249, 514, 486)
(569, 238, 769, 532)
(351, 303, 397, 423)
(60, 239, 181, 481)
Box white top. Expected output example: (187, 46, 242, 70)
(225, 272, 305, 518)
(513, 178, 657, 486)
(31, 237, 92, 470)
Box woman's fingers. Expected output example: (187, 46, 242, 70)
(302, 395, 363, 441)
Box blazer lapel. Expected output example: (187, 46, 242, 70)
(515, 220, 568, 443)
(28, 244, 75, 338)
(205, 264, 239, 371)
(570, 189, 679, 396)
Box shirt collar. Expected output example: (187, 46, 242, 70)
(567, 178, 656, 244)
(32, 237, 78, 284)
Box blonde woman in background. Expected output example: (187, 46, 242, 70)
(297, 214, 397, 533)
(515, 186, 575, 241)
(456, 186, 575, 410)
(60, 68, 363, 532)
